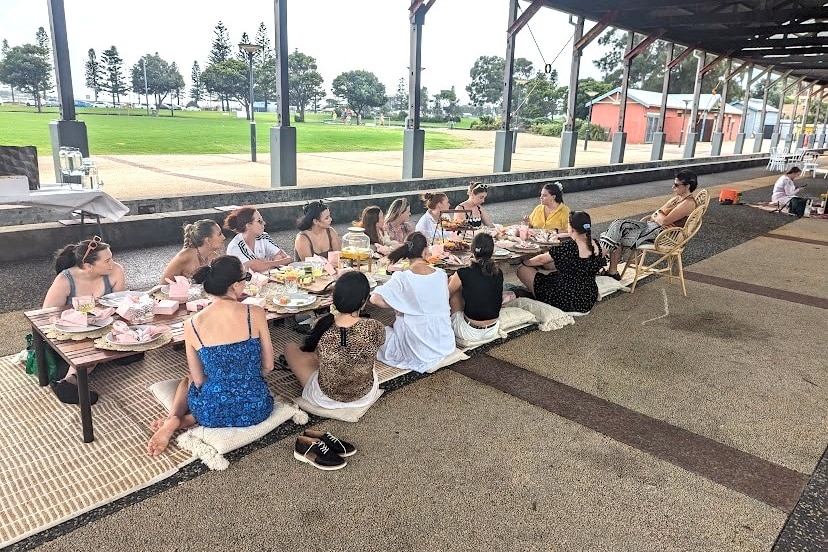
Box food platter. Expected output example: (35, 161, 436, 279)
(491, 248, 511, 259)
(54, 316, 114, 333)
(272, 293, 316, 308)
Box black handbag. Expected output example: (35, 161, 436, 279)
(787, 197, 808, 218)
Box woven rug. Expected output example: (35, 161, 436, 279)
(0, 357, 178, 549)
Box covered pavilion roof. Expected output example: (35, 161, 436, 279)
(540, 0, 828, 85)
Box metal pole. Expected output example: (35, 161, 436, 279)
(142, 58, 149, 114)
(249, 52, 256, 162)
(584, 103, 593, 151)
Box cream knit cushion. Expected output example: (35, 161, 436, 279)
(293, 389, 385, 423)
(507, 298, 575, 331)
(149, 378, 307, 470)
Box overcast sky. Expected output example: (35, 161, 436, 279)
(1, 0, 608, 104)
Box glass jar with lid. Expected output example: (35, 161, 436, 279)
(341, 226, 372, 271)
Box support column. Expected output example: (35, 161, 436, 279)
(818, 90, 828, 148)
(650, 43, 673, 161)
(732, 63, 753, 154)
(47, 0, 88, 184)
(769, 75, 793, 152)
(796, 83, 814, 149)
(270, 0, 296, 187)
(684, 52, 704, 159)
(812, 90, 824, 148)
(610, 32, 634, 164)
(559, 16, 584, 168)
(494, 0, 518, 173)
(753, 71, 772, 153)
(786, 82, 804, 151)
(403, 4, 426, 179)
(710, 59, 732, 156)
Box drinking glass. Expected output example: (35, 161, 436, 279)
(284, 270, 299, 293)
(74, 296, 96, 313)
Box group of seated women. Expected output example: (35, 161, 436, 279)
(41, 171, 704, 456)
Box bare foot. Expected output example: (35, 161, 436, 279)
(148, 418, 166, 432)
(147, 417, 181, 457)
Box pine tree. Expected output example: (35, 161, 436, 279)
(254, 22, 275, 110)
(237, 32, 251, 62)
(190, 61, 202, 104)
(35, 27, 53, 101)
(100, 45, 127, 105)
(84, 48, 102, 101)
(1, 39, 14, 103)
(208, 22, 232, 109)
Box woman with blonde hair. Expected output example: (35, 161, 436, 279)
(160, 219, 225, 283)
(384, 198, 412, 243)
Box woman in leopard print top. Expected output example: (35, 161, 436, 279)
(284, 271, 385, 407)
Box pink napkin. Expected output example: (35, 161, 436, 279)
(111, 321, 171, 343)
(54, 309, 89, 327)
(495, 240, 513, 249)
(250, 272, 269, 288)
(88, 307, 115, 322)
(166, 276, 190, 300)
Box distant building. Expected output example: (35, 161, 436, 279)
(585, 88, 744, 144)
(729, 99, 779, 139)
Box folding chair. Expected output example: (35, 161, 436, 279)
(802, 152, 820, 177)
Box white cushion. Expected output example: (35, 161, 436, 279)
(293, 389, 385, 423)
(596, 275, 630, 298)
(507, 298, 574, 331)
(149, 378, 307, 470)
(425, 348, 469, 373)
(498, 306, 537, 332)
(455, 332, 505, 351)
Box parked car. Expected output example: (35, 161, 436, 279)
(158, 102, 182, 111)
(26, 98, 59, 107)
(74, 100, 93, 108)
(91, 101, 112, 108)
(184, 105, 201, 111)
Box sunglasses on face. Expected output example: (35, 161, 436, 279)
(81, 235, 102, 264)
(673, 181, 687, 188)
(303, 200, 326, 213)
(236, 272, 253, 283)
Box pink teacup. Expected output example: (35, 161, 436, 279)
(518, 225, 529, 241)
(327, 251, 340, 268)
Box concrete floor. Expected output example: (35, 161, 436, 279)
(5, 163, 828, 551)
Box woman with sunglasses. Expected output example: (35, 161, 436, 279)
(599, 170, 699, 280)
(224, 206, 291, 272)
(454, 182, 494, 228)
(148, 256, 274, 457)
(384, 198, 412, 244)
(294, 200, 341, 261)
(160, 219, 226, 284)
(517, 211, 604, 314)
(523, 182, 570, 232)
(42, 236, 127, 404)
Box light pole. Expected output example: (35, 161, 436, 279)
(239, 42, 262, 162)
(679, 99, 690, 147)
(583, 90, 598, 151)
(141, 57, 149, 115)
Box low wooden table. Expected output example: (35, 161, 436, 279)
(25, 292, 333, 443)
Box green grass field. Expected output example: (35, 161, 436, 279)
(0, 107, 475, 155)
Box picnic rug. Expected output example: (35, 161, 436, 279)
(0, 311, 410, 548)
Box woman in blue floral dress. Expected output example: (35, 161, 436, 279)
(148, 256, 274, 456)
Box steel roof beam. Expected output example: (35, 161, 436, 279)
(635, 7, 825, 27)
(507, 0, 546, 38)
(623, 31, 665, 62)
(573, 11, 617, 52)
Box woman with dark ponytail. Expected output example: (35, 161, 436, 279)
(148, 255, 274, 457)
(283, 271, 385, 409)
(447, 233, 503, 342)
(516, 211, 604, 314)
(42, 237, 127, 404)
(370, 231, 455, 372)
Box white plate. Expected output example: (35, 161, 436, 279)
(104, 324, 166, 345)
(272, 293, 316, 308)
(99, 291, 146, 307)
(54, 316, 114, 333)
(511, 244, 541, 252)
(492, 248, 511, 257)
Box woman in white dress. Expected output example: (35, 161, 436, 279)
(370, 231, 455, 373)
(414, 192, 451, 243)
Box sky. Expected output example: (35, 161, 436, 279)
(0, 0, 608, 105)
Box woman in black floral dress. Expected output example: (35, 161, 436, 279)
(516, 211, 604, 313)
